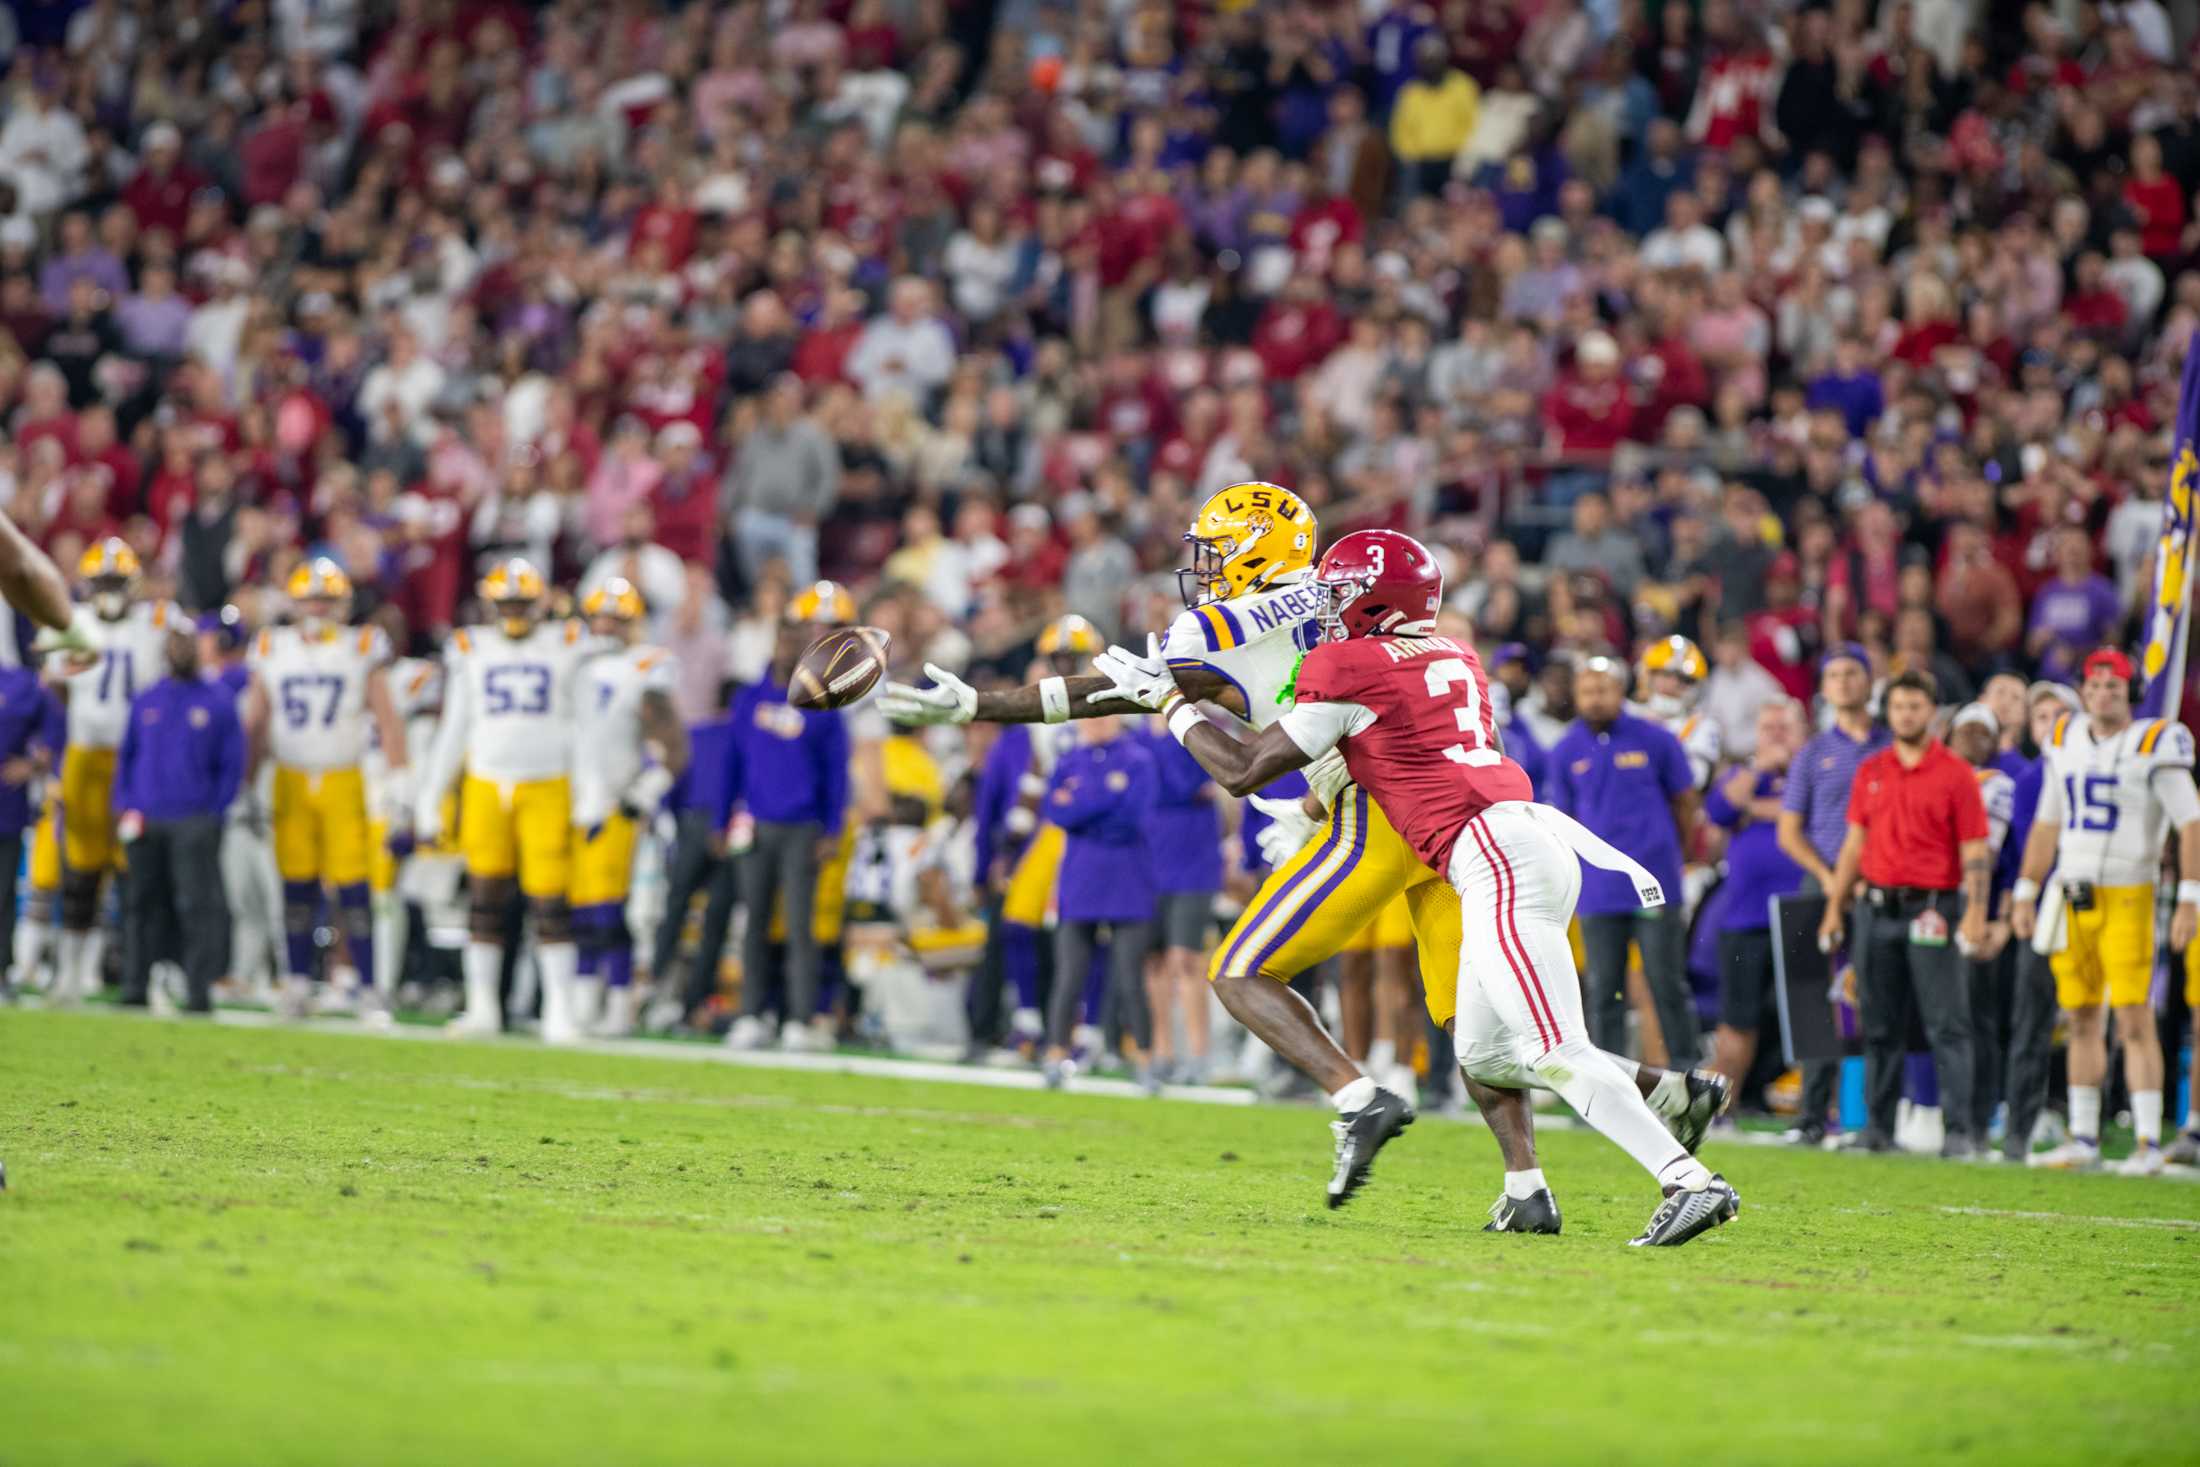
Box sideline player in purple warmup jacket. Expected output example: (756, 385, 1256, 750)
(1042, 712, 1157, 1089)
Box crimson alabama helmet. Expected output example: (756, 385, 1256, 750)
(1314, 530, 1443, 641)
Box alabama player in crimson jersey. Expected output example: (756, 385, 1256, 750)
(1155, 530, 1742, 1247)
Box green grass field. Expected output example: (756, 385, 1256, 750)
(4, 1008, 2196, 1466)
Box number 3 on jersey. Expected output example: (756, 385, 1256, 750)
(1424, 657, 1501, 767)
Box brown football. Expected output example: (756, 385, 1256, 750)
(789, 626, 892, 709)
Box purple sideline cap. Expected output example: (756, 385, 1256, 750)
(1821, 641, 1870, 674)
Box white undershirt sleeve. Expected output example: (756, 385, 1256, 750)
(2154, 765, 2200, 830)
(1277, 699, 1376, 762)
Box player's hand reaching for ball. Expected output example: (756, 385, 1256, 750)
(877, 663, 976, 725)
(1092, 635, 1176, 711)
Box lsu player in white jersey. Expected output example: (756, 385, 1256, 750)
(2011, 647, 2200, 1176)
(416, 558, 595, 1042)
(242, 559, 410, 1021)
(569, 577, 688, 1036)
(365, 649, 448, 997)
(881, 485, 1721, 1214)
(30, 539, 182, 1000)
(1633, 635, 1722, 790)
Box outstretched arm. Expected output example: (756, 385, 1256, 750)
(0, 506, 72, 630)
(1161, 688, 1352, 799)
(879, 645, 1242, 727)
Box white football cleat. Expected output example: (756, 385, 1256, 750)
(445, 1007, 502, 1037)
(2026, 1138, 2102, 1171)
(2112, 1144, 2166, 1178)
(596, 985, 639, 1038)
(276, 976, 314, 1021)
(723, 1015, 770, 1050)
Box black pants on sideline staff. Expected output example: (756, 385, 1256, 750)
(655, 810, 744, 1018)
(1581, 907, 1699, 1066)
(739, 819, 822, 1024)
(123, 815, 229, 1012)
(1854, 892, 1974, 1144)
(2001, 946, 2059, 1161)
(1050, 920, 1154, 1053)
(1965, 944, 2017, 1141)
(0, 831, 19, 988)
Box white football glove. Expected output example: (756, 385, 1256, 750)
(619, 764, 675, 819)
(1091, 634, 1176, 711)
(413, 792, 445, 846)
(1249, 792, 1321, 869)
(876, 663, 977, 726)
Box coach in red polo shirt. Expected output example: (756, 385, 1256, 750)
(1818, 669, 1992, 1157)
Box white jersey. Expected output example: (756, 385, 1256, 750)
(365, 657, 440, 817)
(428, 619, 593, 786)
(572, 642, 678, 827)
(2036, 713, 2200, 888)
(250, 624, 392, 771)
(1974, 765, 2014, 862)
(52, 600, 180, 749)
(1633, 700, 1722, 790)
(1158, 576, 1350, 799)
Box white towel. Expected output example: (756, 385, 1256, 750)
(1517, 802, 1668, 910)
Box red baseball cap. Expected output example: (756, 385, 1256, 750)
(2081, 647, 2134, 682)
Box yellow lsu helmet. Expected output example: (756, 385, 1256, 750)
(479, 556, 547, 635)
(1637, 635, 1708, 687)
(787, 580, 856, 626)
(1036, 614, 1103, 657)
(583, 576, 646, 622)
(287, 556, 353, 602)
(79, 537, 141, 585)
(1179, 482, 1318, 609)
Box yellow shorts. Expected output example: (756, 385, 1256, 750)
(1000, 823, 1065, 928)
(272, 765, 371, 887)
(570, 812, 638, 909)
(1211, 785, 1467, 1025)
(31, 745, 121, 888)
(771, 818, 856, 944)
(2184, 932, 2200, 1009)
(458, 774, 571, 899)
(2050, 884, 2156, 1010)
(1342, 892, 1413, 952)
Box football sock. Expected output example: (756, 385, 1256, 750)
(1531, 1039, 1709, 1190)
(55, 930, 84, 998)
(2069, 1085, 2102, 1143)
(538, 941, 581, 1036)
(462, 941, 503, 1024)
(1330, 1075, 1379, 1113)
(336, 884, 373, 996)
(1366, 1038, 1396, 1073)
(2133, 1090, 2163, 1147)
(16, 916, 46, 986)
(1504, 1168, 1547, 1200)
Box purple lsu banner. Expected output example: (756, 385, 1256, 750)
(2137, 330, 2200, 724)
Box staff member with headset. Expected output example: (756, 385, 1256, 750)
(113, 627, 245, 1013)
(1817, 669, 1992, 1157)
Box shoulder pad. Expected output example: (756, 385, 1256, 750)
(452, 629, 473, 656)
(2155, 721, 2195, 766)
(253, 630, 273, 660)
(149, 602, 169, 630)
(356, 628, 377, 657)
(563, 620, 583, 646)
(2050, 714, 2068, 748)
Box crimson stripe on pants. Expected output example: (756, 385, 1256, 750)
(1466, 815, 1555, 1051)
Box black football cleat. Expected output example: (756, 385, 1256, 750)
(1667, 1068, 1732, 1154)
(1326, 1088, 1415, 1209)
(1484, 1188, 1562, 1234)
(1628, 1174, 1740, 1247)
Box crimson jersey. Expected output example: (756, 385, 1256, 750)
(1288, 634, 1533, 874)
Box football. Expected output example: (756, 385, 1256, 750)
(790, 625, 892, 709)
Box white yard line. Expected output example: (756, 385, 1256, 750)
(180, 1005, 1263, 1107)
(1936, 1205, 2200, 1229)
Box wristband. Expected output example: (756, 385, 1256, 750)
(1039, 676, 1070, 724)
(2180, 881, 2200, 907)
(2011, 878, 2040, 904)
(1167, 699, 1205, 745)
